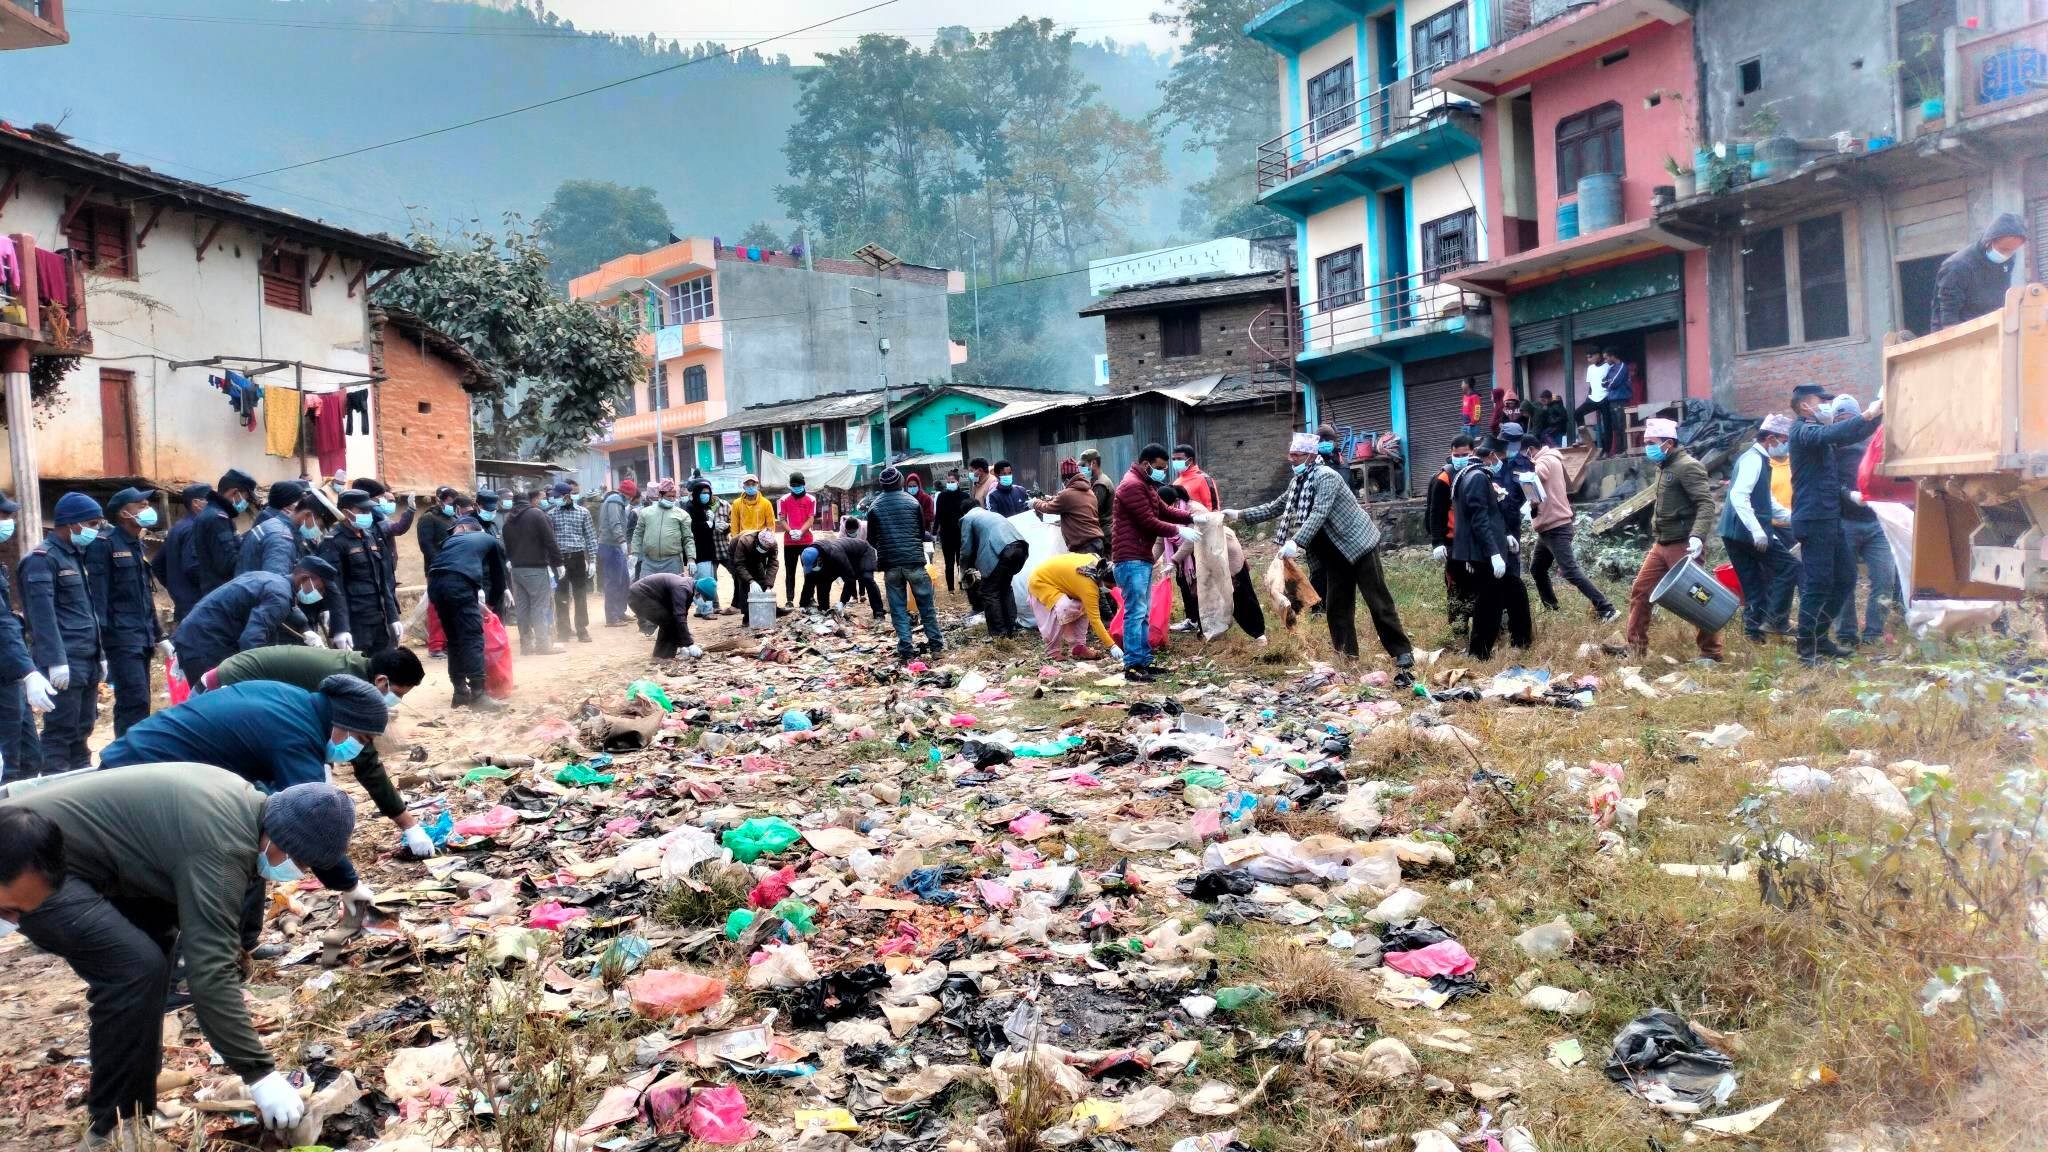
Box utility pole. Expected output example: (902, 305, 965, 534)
(955, 229, 981, 352)
(6, 234, 46, 544)
(854, 243, 904, 462)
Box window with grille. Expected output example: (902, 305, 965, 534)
(1410, 3, 1469, 93)
(1421, 210, 1477, 281)
(261, 250, 309, 312)
(649, 361, 671, 409)
(1741, 211, 1855, 351)
(618, 376, 636, 416)
(1160, 309, 1202, 358)
(823, 420, 849, 453)
(1555, 102, 1624, 194)
(1317, 246, 1364, 309)
(782, 423, 808, 459)
(666, 276, 715, 323)
(681, 364, 708, 405)
(1307, 59, 1355, 141)
(65, 204, 134, 278)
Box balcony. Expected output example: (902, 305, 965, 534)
(1956, 18, 2048, 123)
(1430, 0, 1689, 102)
(0, 241, 90, 355)
(0, 0, 68, 50)
(1243, 0, 1376, 53)
(642, 319, 723, 361)
(1256, 81, 1481, 216)
(1295, 266, 1491, 376)
(595, 401, 720, 447)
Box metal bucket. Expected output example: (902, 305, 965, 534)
(1649, 555, 1738, 633)
(746, 585, 779, 631)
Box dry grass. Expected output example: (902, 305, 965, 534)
(1255, 944, 1377, 1022)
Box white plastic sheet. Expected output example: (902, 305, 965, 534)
(1008, 509, 1074, 615)
(1868, 500, 2004, 637)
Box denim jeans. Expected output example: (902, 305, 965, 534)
(884, 566, 943, 657)
(1837, 517, 1899, 642)
(1724, 528, 1799, 637)
(1114, 560, 1153, 668)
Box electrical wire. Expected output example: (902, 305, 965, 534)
(67, 7, 1159, 41)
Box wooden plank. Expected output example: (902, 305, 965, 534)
(0, 170, 18, 212)
(308, 249, 333, 287)
(133, 203, 165, 249)
(193, 218, 225, 261)
(59, 186, 93, 231)
(1588, 482, 1657, 535)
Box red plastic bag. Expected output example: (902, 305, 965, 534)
(424, 604, 446, 655)
(1106, 568, 1174, 650)
(1857, 432, 1916, 504)
(482, 607, 513, 696)
(165, 654, 190, 706)
(685, 1083, 756, 1144)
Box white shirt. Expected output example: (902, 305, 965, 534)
(1585, 362, 1610, 403)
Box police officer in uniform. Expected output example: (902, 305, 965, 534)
(318, 489, 399, 655)
(88, 487, 171, 738)
(426, 516, 507, 711)
(152, 483, 214, 623)
(19, 492, 106, 771)
(193, 468, 255, 603)
(0, 490, 48, 781)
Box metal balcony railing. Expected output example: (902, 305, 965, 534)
(1255, 79, 1466, 194)
(1298, 265, 1484, 352)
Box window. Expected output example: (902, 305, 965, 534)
(261, 250, 309, 312)
(1742, 211, 1855, 350)
(1410, 3, 1469, 93)
(1316, 246, 1364, 309)
(1738, 57, 1762, 94)
(754, 429, 777, 462)
(1306, 59, 1355, 141)
(823, 420, 849, 453)
(666, 276, 715, 323)
(805, 424, 826, 456)
(782, 423, 808, 459)
(618, 377, 636, 416)
(65, 204, 134, 278)
(1421, 210, 1478, 280)
(945, 411, 976, 439)
(1555, 102, 1624, 194)
(681, 365, 708, 405)
(649, 361, 671, 409)
(1160, 309, 1202, 358)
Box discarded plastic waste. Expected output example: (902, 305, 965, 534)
(625, 679, 675, 712)
(722, 817, 801, 863)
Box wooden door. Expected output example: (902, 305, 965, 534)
(99, 368, 135, 476)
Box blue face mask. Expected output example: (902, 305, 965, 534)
(944, 482, 958, 492)
(1645, 444, 1669, 464)
(381, 690, 402, 710)
(327, 736, 365, 763)
(352, 512, 374, 530)
(1766, 441, 1790, 460)
(997, 475, 1013, 487)
(257, 849, 303, 884)
(790, 486, 805, 496)
(698, 493, 711, 505)
(1169, 460, 1188, 475)
(1292, 460, 1311, 476)
(232, 497, 249, 514)
(478, 510, 496, 523)
(744, 486, 758, 498)
(1449, 455, 1474, 472)
(298, 523, 321, 542)
(0, 520, 13, 544)
(135, 507, 160, 528)
(441, 504, 456, 517)
(374, 500, 397, 516)
(1318, 441, 1336, 455)
(661, 498, 678, 509)
(72, 525, 99, 546)
(297, 586, 323, 605)
(1148, 468, 1166, 483)
(1488, 460, 1505, 475)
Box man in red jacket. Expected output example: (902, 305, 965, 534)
(1111, 443, 1200, 682)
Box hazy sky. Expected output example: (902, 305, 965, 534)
(537, 0, 1182, 62)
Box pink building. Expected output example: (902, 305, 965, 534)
(1433, 0, 1708, 443)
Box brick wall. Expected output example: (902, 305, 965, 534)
(1103, 295, 1286, 393)
(375, 330, 476, 494)
(1195, 398, 1296, 509)
(1726, 339, 1881, 418)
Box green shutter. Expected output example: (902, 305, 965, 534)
(806, 424, 825, 456)
(742, 436, 755, 470)
(696, 438, 714, 470)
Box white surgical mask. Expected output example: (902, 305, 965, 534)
(136, 508, 159, 528)
(1987, 247, 2015, 264)
(0, 918, 16, 939)
(0, 521, 16, 545)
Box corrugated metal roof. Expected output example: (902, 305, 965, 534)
(687, 390, 901, 435)
(1076, 271, 1288, 317)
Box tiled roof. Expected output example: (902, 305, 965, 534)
(1077, 271, 1289, 317)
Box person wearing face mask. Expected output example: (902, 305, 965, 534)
(1031, 466, 1106, 556)
(1826, 394, 1899, 649)
(352, 479, 414, 622)
(729, 474, 776, 554)
(152, 484, 216, 625)
(498, 489, 564, 656)
(1786, 382, 1884, 665)
(317, 491, 401, 657)
(416, 486, 462, 572)
(19, 493, 107, 773)
(208, 643, 423, 707)
(0, 490, 46, 784)
(0, 771, 366, 1145)
(193, 468, 257, 603)
(1529, 426, 1617, 623)
(968, 457, 996, 506)
(1078, 449, 1115, 538)
(634, 478, 695, 582)
(777, 472, 819, 606)
(1719, 414, 1799, 644)
(934, 468, 972, 593)
(628, 572, 709, 660)
(1229, 432, 1411, 665)
(1423, 435, 1477, 641)
(1931, 212, 2029, 332)
(1445, 437, 1531, 660)
(984, 460, 1031, 516)
(867, 467, 945, 661)
(544, 482, 597, 645)
(1623, 418, 1723, 663)
(235, 480, 307, 577)
(85, 488, 169, 739)
(171, 557, 336, 686)
(1110, 445, 1200, 682)
(596, 478, 637, 626)
(799, 537, 885, 617)
(427, 517, 509, 711)
(681, 478, 725, 617)
(728, 529, 785, 618)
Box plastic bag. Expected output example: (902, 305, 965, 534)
(1382, 939, 1476, 978)
(685, 1083, 757, 1144)
(424, 603, 446, 655)
(627, 679, 675, 712)
(527, 901, 589, 931)
(1514, 916, 1576, 960)
(554, 763, 616, 787)
(722, 817, 801, 863)
(482, 607, 514, 696)
(745, 942, 819, 989)
(452, 805, 518, 837)
(1190, 512, 1236, 640)
(628, 969, 728, 1018)
(165, 654, 190, 706)
(1106, 566, 1175, 650)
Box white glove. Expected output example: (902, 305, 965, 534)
(332, 632, 354, 651)
(156, 638, 175, 660)
(248, 1070, 306, 1132)
(1489, 554, 1506, 579)
(1751, 529, 1769, 552)
(47, 665, 69, 692)
(1220, 509, 1241, 522)
(1848, 491, 1866, 507)
(339, 883, 377, 917)
(1505, 535, 1520, 554)
(99, 659, 108, 681)
(683, 644, 704, 658)
(1110, 645, 1124, 661)
(401, 825, 435, 859)
(1686, 536, 1704, 561)
(1278, 539, 1300, 560)
(302, 631, 326, 648)
(22, 670, 54, 713)
(553, 566, 566, 582)
(1176, 525, 1202, 543)
(1431, 546, 1447, 563)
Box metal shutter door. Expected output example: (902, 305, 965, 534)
(1572, 292, 1682, 341)
(1403, 374, 1469, 495)
(1512, 318, 1564, 356)
(1318, 370, 1393, 436)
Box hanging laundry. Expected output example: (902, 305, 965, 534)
(308, 392, 347, 479)
(0, 237, 20, 295)
(211, 371, 262, 430)
(343, 387, 371, 435)
(264, 384, 303, 457)
(34, 249, 68, 307)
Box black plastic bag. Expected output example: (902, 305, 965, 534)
(1180, 868, 1256, 901)
(1603, 1009, 1738, 1106)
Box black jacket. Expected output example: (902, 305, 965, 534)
(318, 524, 398, 641)
(190, 503, 241, 601)
(416, 509, 456, 569)
(427, 531, 508, 617)
(499, 504, 562, 569)
(934, 489, 971, 541)
(87, 526, 164, 652)
(1449, 465, 1510, 566)
(866, 490, 928, 570)
(1931, 212, 2027, 332)
(809, 537, 877, 582)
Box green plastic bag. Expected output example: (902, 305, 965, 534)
(721, 816, 801, 863)
(461, 765, 512, 786)
(771, 898, 815, 936)
(724, 908, 756, 940)
(555, 763, 616, 787)
(1213, 985, 1271, 1012)
(626, 679, 675, 712)
(1180, 768, 1228, 790)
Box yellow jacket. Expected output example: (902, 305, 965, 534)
(729, 493, 775, 537)
(1769, 458, 1793, 526)
(1027, 553, 1114, 651)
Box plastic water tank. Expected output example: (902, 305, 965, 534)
(1556, 201, 1580, 241)
(1576, 172, 1622, 233)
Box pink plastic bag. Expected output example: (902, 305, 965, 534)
(686, 1083, 757, 1144)
(453, 805, 518, 837)
(1383, 940, 1477, 978)
(527, 901, 588, 931)
(1008, 811, 1051, 837)
(1106, 569, 1175, 650)
(628, 969, 728, 1018)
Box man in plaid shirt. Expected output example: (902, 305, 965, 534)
(545, 481, 598, 643)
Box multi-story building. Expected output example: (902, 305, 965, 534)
(1245, 0, 1501, 492)
(0, 0, 67, 50)
(567, 239, 964, 488)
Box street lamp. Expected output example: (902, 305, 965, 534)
(853, 244, 903, 461)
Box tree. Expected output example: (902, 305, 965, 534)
(374, 221, 642, 459)
(1151, 0, 1287, 236)
(735, 220, 787, 249)
(534, 180, 674, 289)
